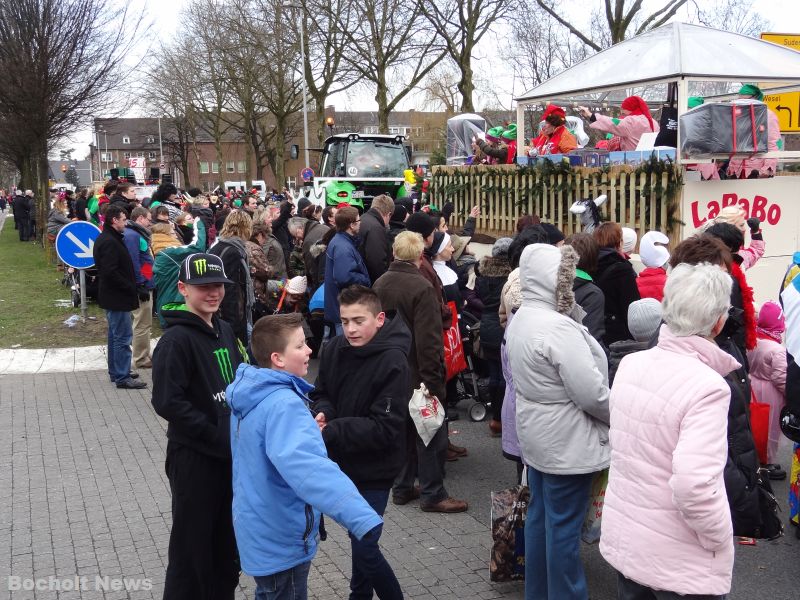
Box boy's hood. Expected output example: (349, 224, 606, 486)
(228, 364, 314, 419)
(161, 304, 219, 338)
(339, 314, 412, 359)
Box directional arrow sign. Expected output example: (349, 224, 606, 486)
(764, 92, 800, 132)
(55, 221, 101, 269)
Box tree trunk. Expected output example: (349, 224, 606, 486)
(458, 59, 475, 113)
(314, 100, 327, 145)
(376, 74, 390, 133)
(274, 116, 287, 188)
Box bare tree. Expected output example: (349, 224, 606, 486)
(534, 0, 688, 51)
(327, 0, 448, 132)
(420, 0, 512, 112)
(419, 66, 462, 113)
(0, 0, 143, 236)
(693, 0, 770, 37)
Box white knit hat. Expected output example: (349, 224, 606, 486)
(639, 231, 670, 268)
(627, 298, 663, 342)
(621, 227, 638, 254)
(286, 276, 307, 295)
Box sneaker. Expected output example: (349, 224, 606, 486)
(392, 485, 421, 506)
(420, 497, 468, 513)
(117, 378, 147, 390)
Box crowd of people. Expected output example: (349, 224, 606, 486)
(5, 174, 796, 600)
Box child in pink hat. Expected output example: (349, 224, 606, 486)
(747, 300, 788, 479)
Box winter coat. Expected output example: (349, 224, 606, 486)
(245, 240, 272, 306)
(595, 247, 641, 345)
(498, 268, 519, 329)
(607, 339, 649, 386)
(323, 232, 370, 324)
(636, 266, 667, 301)
(310, 316, 411, 489)
(589, 113, 660, 151)
(418, 255, 452, 329)
(738, 238, 765, 270)
(358, 208, 391, 283)
(373, 261, 446, 401)
(228, 364, 381, 577)
(387, 220, 406, 247)
(301, 220, 329, 291)
(262, 234, 287, 281)
(601, 325, 737, 596)
(748, 337, 787, 464)
(573, 275, 606, 345)
(46, 208, 70, 236)
(209, 236, 252, 344)
(93, 223, 139, 312)
(475, 256, 512, 353)
(150, 223, 181, 256)
(307, 240, 327, 294)
(190, 206, 214, 248)
(122, 222, 154, 290)
(151, 309, 246, 459)
(506, 244, 610, 475)
(501, 308, 522, 463)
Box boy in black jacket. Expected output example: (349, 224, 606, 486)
(151, 253, 248, 600)
(311, 285, 410, 600)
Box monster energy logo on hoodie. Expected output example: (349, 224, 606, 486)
(194, 258, 207, 275)
(214, 347, 234, 383)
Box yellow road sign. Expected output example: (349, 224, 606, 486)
(760, 32, 800, 132)
(763, 92, 800, 131)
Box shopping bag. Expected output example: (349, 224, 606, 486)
(444, 301, 467, 380)
(408, 383, 444, 447)
(789, 443, 800, 527)
(751, 396, 770, 466)
(581, 469, 609, 544)
(490, 482, 529, 582)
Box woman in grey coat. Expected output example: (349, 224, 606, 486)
(506, 243, 610, 600)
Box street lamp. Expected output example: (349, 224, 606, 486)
(285, 3, 310, 169)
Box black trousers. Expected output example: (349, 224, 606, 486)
(163, 442, 239, 600)
(393, 417, 448, 505)
(17, 216, 30, 240)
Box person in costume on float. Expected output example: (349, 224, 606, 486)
(473, 125, 516, 165)
(578, 95, 660, 151)
(727, 84, 783, 179)
(530, 105, 578, 155)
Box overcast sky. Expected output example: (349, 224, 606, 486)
(60, 0, 800, 159)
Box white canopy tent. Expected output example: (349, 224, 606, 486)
(514, 22, 800, 163)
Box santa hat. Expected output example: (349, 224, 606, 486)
(639, 231, 670, 268)
(541, 104, 566, 121)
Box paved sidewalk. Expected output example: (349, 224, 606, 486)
(2, 369, 798, 600)
(0, 341, 158, 376)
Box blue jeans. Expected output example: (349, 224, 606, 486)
(254, 561, 310, 600)
(348, 489, 402, 600)
(524, 467, 594, 600)
(105, 309, 133, 383)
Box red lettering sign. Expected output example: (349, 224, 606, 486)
(690, 192, 781, 228)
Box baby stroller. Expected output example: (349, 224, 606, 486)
(454, 310, 491, 421)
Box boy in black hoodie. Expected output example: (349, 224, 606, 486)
(311, 285, 410, 600)
(151, 252, 248, 600)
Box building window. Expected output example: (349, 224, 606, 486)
(146, 136, 155, 143)
(123, 152, 131, 159)
(137, 152, 145, 158)
(363, 126, 379, 134)
(200, 162, 210, 174)
(122, 136, 130, 144)
(237, 161, 246, 173)
(212, 161, 220, 173)
(101, 152, 112, 162)
(148, 151, 156, 159)
(226, 161, 235, 173)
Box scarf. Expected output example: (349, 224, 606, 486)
(532, 125, 567, 155)
(621, 95, 655, 132)
(433, 260, 458, 286)
(730, 261, 756, 351)
(757, 330, 783, 344)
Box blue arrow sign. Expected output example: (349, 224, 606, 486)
(55, 221, 101, 269)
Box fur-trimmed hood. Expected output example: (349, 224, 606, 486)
(479, 255, 512, 278)
(519, 243, 579, 315)
(309, 240, 327, 259)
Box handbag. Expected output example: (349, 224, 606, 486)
(581, 469, 608, 544)
(755, 469, 784, 540)
(750, 393, 771, 465)
(490, 471, 529, 582)
(444, 301, 467, 380)
(408, 383, 445, 447)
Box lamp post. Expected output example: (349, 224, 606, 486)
(286, 3, 310, 169)
(325, 116, 335, 136)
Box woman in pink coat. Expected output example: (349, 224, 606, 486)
(578, 96, 660, 151)
(748, 300, 787, 478)
(601, 263, 738, 599)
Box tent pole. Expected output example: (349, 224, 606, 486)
(676, 79, 688, 165)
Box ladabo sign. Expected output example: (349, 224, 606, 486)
(690, 192, 782, 228)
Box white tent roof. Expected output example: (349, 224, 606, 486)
(516, 22, 800, 103)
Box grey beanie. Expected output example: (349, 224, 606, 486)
(627, 298, 663, 342)
(492, 237, 513, 258)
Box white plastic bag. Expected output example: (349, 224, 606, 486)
(408, 383, 445, 447)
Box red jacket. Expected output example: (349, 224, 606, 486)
(636, 267, 667, 302)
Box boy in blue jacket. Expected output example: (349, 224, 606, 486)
(227, 312, 382, 598)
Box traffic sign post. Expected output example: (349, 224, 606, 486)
(55, 221, 101, 320)
(301, 167, 314, 182)
(760, 32, 800, 132)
